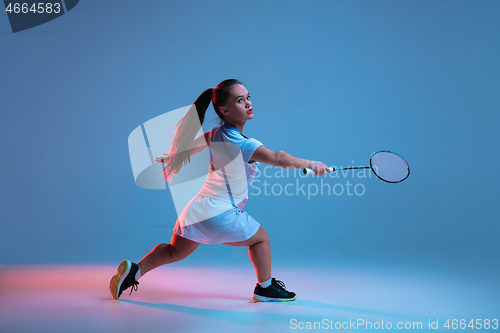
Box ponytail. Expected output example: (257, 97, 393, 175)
(161, 88, 213, 182)
(161, 79, 244, 182)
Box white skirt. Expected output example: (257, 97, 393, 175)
(173, 194, 261, 244)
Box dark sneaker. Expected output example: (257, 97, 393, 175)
(252, 278, 297, 302)
(109, 260, 140, 299)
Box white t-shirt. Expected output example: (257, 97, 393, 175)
(197, 124, 263, 210)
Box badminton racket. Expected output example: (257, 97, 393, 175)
(303, 150, 410, 183)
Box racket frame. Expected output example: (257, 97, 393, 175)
(369, 150, 410, 183)
(302, 150, 410, 183)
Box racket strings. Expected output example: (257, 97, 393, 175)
(370, 151, 409, 183)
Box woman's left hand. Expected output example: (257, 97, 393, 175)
(154, 153, 170, 163)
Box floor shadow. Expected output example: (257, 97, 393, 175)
(119, 298, 424, 326)
(120, 299, 305, 325)
(288, 299, 428, 321)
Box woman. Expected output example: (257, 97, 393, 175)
(110, 79, 330, 302)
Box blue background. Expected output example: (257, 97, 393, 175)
(1, 0, 498, 278)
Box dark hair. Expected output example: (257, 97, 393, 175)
(161, 79, 244, 182)
(212, 79, 244, 121)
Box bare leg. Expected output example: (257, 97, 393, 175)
(223, 226, 271, 283)
(137, 232, 200, 277)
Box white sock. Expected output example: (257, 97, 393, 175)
(258, 278, 272, 288)
(135, 265, 142, 281)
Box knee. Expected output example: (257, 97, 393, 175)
(252, 228, 270, 247)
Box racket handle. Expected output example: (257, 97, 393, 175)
(302, 167, 335, 175)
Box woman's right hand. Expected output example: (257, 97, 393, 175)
(308, 160, 331, 176)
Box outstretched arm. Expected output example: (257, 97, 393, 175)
(249, 145, 330, 176)
(155, 132, 210, 163)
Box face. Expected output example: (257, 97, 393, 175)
(220, 84, 253, 122)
